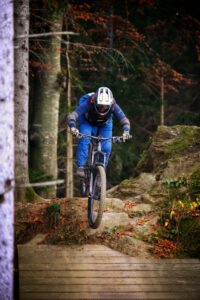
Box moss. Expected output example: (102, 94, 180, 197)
(121, 178, 134, 186)
(166, 126, 200, 155)
(189, 167, 200, 196)
(25, 187, 40, 203)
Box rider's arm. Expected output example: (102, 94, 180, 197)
(67, 102, 90, 128)
(113, 104, 130, 132)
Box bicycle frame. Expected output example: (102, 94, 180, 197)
(76, 133, 132, 228)
(88, 139, 106, 196)
(90, 139, 106, 167)
(78, 133, 128, 172)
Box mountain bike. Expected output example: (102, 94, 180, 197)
(77, 133, 131, 229)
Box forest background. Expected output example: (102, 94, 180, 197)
(10, 0, 200, 201)
(16, 0, 200, 199)
(0, 1, 200, 298)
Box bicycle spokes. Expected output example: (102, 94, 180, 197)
(93, 173, 101, 200)
(88, 165, 106, 229)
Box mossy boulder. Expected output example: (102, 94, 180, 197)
(112, 125, 200, 203)
(136, 125, 200, 174)
(113, 173, 156, 199)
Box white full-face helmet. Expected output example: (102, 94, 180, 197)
(94, 87, 113, 116)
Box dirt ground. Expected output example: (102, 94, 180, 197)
(15, 197, 183, 259)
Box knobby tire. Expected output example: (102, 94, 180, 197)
(88, 165, 106, 229)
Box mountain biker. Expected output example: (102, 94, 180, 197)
(67, 86, 131, 178)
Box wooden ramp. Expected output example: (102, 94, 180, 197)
(17, 243, 200, 300)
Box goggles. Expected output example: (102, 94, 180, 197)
(96, 104, 110, 113)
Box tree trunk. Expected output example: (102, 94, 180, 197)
(66, 35, 74, 198)
(63, 6, 74, 198)
(30, 16, 62, 198)
(14, 0, 30, 202)
(0, 1, 14, 298)
(160, 76, 164, 125)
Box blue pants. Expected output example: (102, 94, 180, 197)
(77, 117, 113, 167)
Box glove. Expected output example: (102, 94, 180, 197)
(122, 131, 130, 142)
(71, 127, 79, 137)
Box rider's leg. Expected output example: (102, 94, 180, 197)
(77, 118, 92, 170)
(98, 118, 113, 166)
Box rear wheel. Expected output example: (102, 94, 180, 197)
(88, 165, 106, 229)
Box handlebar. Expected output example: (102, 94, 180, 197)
(76, 133, 132, 143)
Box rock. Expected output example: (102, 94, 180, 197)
(131, 214, 159, 235)
(105, 198, 124, 211)
(87, 212, 130, 235)
(130, 193, 156, 204)
(112, 236, 153, 258)
(136, 125, 200, 174)
(111, 125, 200, 206)
(112, 172, 156, 198)
(131, 203, 152, 213)
(160, 152, 200, 180)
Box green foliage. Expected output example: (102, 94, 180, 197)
(178, 217, 200, 257)
(44, 202, 61, 228)
(45, 202, 61, 215)
(166, 126, 200, 155)
(163, 176, 187, 190)
(158, 175, 200, 257)
(189, 167, 200, 196)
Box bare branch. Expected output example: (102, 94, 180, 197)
(17, 179, 64, 187)
(15, 31, 79, 39)
(58, 38, 134, 70)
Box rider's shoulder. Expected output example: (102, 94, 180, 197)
(88, 92, 95, 97)
(78, 92, 94, 106)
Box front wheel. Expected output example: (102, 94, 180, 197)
(88, 165, 106, 229)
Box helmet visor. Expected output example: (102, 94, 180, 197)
(96, 104, 110, 113)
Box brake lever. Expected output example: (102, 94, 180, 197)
(77, 133, 83, 139)
(113, 136, 123, 143)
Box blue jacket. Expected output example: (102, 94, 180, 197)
(67, 93, 130, 131)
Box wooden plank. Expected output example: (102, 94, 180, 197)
(18, 256, 200, 264)
(18, 261, 200, 272)
(20, 276, 200, 285)
(19, 252, 126, 258)
(18, 269, 200, 277)
(18, 251, 126, 259)
(18, 251, 200, 261)
(18, 244, 112, 252)
(20, 291, 200, 300)
(17, 257, 200, 272)
(17, 245, 200, 263)
(19, 255, 200, 264)
(21, 284, 200, 293)
(17, 244, 200, 300)
(18, 247, 123, 254)
(20, 253, 200, 270)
